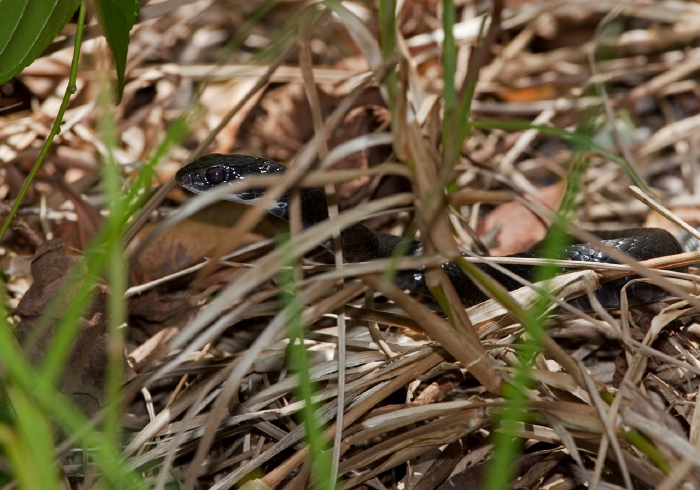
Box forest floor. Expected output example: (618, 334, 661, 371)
(3, 0, 700, 488)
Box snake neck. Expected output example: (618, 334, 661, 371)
(266, 187, 419, 263)
(266, 187, 333, 226)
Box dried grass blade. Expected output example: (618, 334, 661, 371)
(361, 274, 501, 393)
(258, 351, 447, 489)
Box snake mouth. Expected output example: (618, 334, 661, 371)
(176, 168, 215, 194)
(175, 170, 192, 188)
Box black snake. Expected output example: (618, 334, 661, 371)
(176, 154, 684, 309)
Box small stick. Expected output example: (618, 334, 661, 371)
(630, 185, 700, 243)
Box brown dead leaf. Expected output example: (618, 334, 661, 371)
(327, 104, 412, 228)
(199, 78, 266, 154)
(328, 105, 394, 206)
(127, 202, 277, 333)
(14, 240, 82, 318)
(13, 240, 126, 415)
(228, 83, 406, 229)
(478, 181, 564, 256)
(128, 201, 276, 285)
(236, 83, 336, 161)
(128, 289, 197, 337)
(235, 83, 385, 162)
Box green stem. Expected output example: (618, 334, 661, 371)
(378, 0, 398, 109)
(0, 1, 87, 241)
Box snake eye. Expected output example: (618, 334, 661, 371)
(205, 166, 226, 185)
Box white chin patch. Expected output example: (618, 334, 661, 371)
(223, 195, 260, 204)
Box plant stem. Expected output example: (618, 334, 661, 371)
(0, 1, 87, 241)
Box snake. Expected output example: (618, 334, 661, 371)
(176, 153, 685, 310)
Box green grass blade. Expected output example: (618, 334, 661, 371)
(278, 238, 335, 490)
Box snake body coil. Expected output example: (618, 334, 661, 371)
(176, 154, 684, 309)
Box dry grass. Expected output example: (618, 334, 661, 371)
(4, 0, 700, 488)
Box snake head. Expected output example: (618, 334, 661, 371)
(176, 154, 287, 202)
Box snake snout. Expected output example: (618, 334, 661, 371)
(175, 170, 192, 187)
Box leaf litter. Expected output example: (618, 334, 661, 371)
(3, 0, 700, 488)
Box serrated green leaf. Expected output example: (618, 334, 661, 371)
(0, 0, 80, 84)
(94, 0, 140, 104)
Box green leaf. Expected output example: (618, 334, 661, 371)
(0, 0, 81, 84)
(94, 0, 140, 104)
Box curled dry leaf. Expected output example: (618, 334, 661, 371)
(478, 181, 564, 256)
(13, 240, 131, 415)
(129, 201, 276, 285)
(235, 83, 405, 216)
(127, 202, 276, 333)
